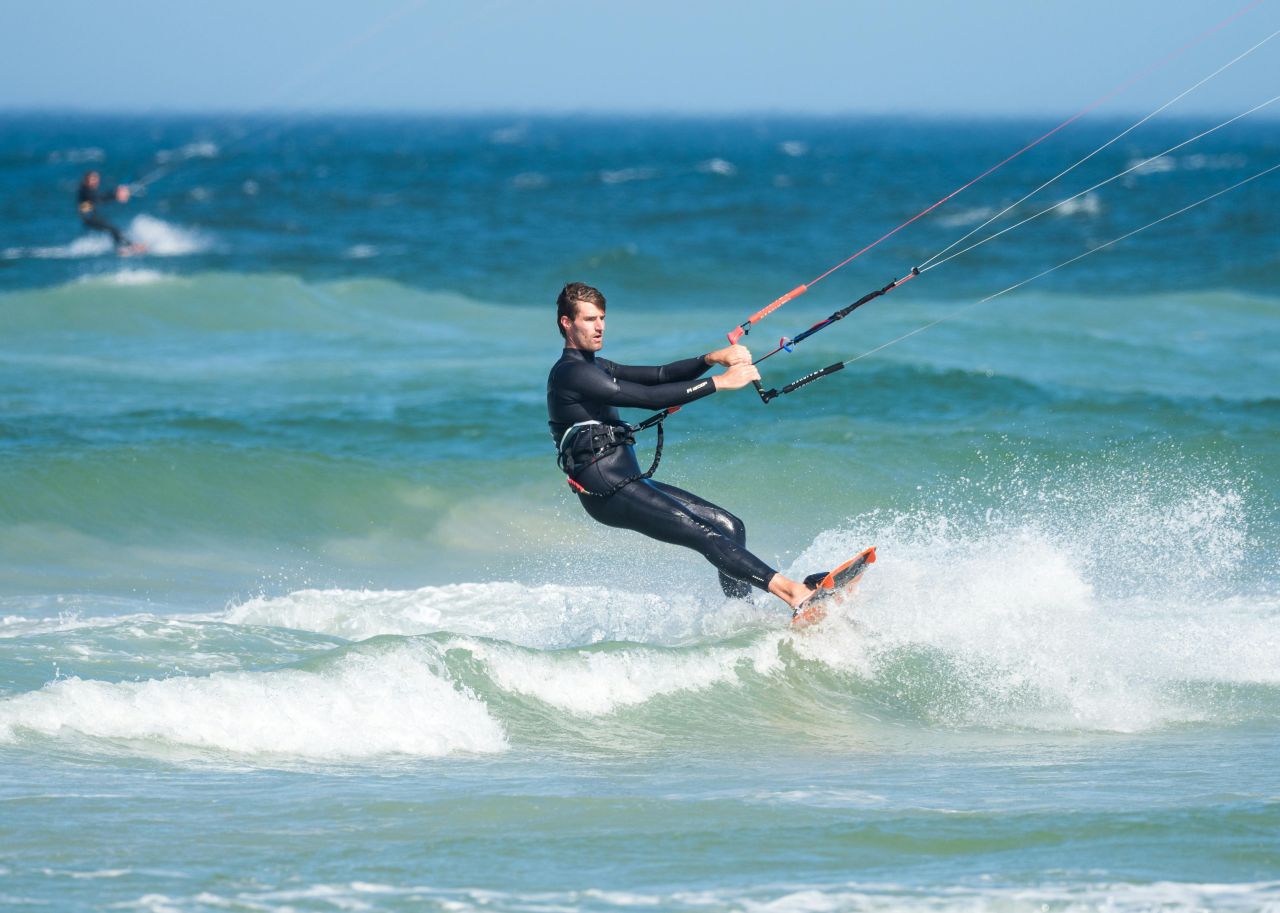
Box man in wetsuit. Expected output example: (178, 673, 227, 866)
(547, 282, 818, 611)
(77, 170, 135, 251)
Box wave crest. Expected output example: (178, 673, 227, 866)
(0, 642, 505, 760)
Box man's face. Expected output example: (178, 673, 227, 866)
(561, 300, 605, 351)
(86, 172, 100, 188)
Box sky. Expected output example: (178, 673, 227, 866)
(2, 0, 1277, 117)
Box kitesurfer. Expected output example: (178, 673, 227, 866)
(547, 282, 819, 610)
(77, 170, 139, 253)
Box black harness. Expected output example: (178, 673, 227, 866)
(555, 408, 677, 498)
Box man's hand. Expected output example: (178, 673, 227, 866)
(712, 362, 761, 391)
(704, 344, 752, 367)
(115, 186, 130, 203)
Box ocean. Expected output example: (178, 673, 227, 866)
(0, 112, 1277, 912)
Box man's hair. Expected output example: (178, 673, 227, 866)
(556, 282, 606, 338)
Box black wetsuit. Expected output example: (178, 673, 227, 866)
(77, 184, 129, 247)
(547, 347, 777, 598)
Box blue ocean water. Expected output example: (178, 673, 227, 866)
(0, 111, 1277, 912)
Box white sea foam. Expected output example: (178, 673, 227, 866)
(225, 580, 767, 649)
(1, 215, 207, 261)
(734, 880, 1280, 913)
(123, 215, 208, 255)
(600, 167, 657, 184)
(783, 477, 1276, 732)
(154, 141, 218, 163)
(0, 611, 137, 639)
(458, 635, 783, 716)
(1053, 191, 1101, 217)
(1129, 152, 1249, 176)
(1181, 152, 1247, 171)
(779, 140, 809, 157)
(488, 124, 528, 145)
(935, 205, 995, 228)
(218, 465, 1279, 734)
(0, 643, 506, 759)
(698, 158, 736, 176)
(2, 234, 113, 260)
(116, 879, 1280, 913)
(1128, 154, 1178, 176)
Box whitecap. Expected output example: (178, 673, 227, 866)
(600, 167, 657, 184)
(1182, 152, 1247, 171)
(224, 580, 764, 649)
(0, 643, 506, 759)
(698, 158, 736, 176)
(2, 234, 112, 260)
(1053, 192, 1101, 217)
(1128, 154, 1177, 176)
(459, 635, 784, 716)
(155, 141, 219, 163)
(489, 124, 527, 145)
(935, 205, 995, 228)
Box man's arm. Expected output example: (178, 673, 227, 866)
(563, 360, 717, 410)
(605, 355, 708, 385)
(605, 344, 751, 385)
(565, 356, 760, 411)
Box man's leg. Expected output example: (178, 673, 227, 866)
(580, 480, 776, 594)
(83, 214, 129, 248)
(650, 481, 753, 599)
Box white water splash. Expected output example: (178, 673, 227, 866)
(226, 580, 768, 649)
(0, 642, 505, 759)
(2, 215, 209, 260)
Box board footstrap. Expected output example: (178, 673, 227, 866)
(792, 546, 876, 625)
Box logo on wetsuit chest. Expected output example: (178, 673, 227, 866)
(685, 381, 708, 394)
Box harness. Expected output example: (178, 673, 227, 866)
(555, 407, 678, 498)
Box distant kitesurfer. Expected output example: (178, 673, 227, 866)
(77, 170, 142, 254)
(547, 282, 821, 611)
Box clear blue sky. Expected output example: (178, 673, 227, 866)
(3, 0, 1277, 116)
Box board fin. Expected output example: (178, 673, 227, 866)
(791, 545, 876, 627)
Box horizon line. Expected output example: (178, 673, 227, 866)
(3, 105, 1278, 122)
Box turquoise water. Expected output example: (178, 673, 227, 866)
(1, 113, 1278, 911)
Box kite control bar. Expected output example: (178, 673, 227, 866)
(752, 268, 919, 403)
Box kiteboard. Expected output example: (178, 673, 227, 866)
(118, 243, 149, 257)
(792, 545, 876, 627)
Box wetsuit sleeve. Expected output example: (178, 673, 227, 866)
(564, 360, 715, 410)
(604, 355, 710, 385)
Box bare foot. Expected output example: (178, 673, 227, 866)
(767, 574, 815, 609)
